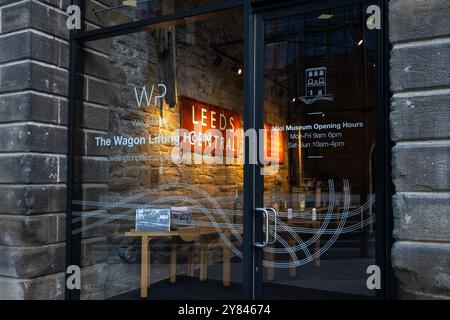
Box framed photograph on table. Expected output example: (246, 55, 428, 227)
(135, 208, 171, 232)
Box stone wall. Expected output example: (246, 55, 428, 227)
(0, 0, 123, 300)
(389, 0, 450, 300)
(0, 0, 71, 299)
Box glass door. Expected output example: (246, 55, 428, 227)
(254, 0, 383, 299)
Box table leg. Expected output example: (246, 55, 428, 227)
(170, 238, 177, 284)
(187, 246, 194, 277)
(222, 238, 231, 287)
(289, 236, 297, 278)
(200, 241, 208, 281)
(141, 235, 149, 298)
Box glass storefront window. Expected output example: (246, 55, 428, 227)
(73, 7, 244, 300)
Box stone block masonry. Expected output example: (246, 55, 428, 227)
(0, 0, 110, 300)
(0, 0, 69, 300)
(389, 0, 450, 300)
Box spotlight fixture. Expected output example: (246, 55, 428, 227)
(318, 13, 334, 20)
(292, 97, 297, 103)
(123, 0, 137, 6)
(232, 66, 243, 75)
(357, 39, 364, 46)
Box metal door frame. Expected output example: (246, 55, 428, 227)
(250, 0, 394, 300)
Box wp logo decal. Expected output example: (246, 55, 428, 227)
(134, 84, 168, 110)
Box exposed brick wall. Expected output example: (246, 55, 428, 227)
(389, 0, 450, 300)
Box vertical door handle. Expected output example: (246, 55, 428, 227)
(266, 207, 277, 245)
(254, 208, 270, 248)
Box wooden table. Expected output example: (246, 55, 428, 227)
(125, 225, 237, 298)
(125, 230, 179, 298)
